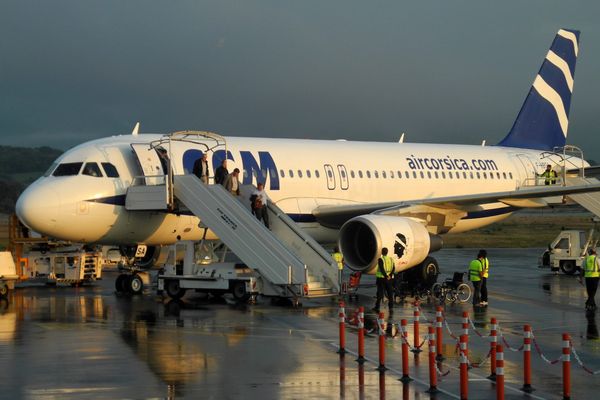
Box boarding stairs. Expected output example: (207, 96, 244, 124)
(565, 175, 600, 218)
(171, 175, 338, 298)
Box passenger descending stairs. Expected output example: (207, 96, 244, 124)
(565, 175, 600, 217)
(173, 175, 339, 298)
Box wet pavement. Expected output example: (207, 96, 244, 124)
(1, 248, 600, 399)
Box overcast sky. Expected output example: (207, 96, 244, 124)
(1, 1, 599, 152)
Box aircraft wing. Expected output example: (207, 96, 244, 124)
(312, 181, 600, 232)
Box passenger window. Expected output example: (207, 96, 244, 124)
(476, 172, 480, 179)
(382, 171, 386, 179)
(509, 172, 513, 179)
(389, 171, 393, 178)
(101, 162, 120, 178)
(405, 171, 410, 179)
(502, 172, 507, 179)
(306, 170, 311, 178)
(497, 172, 501, 179)
(298, 170, 303, 178)
(82, 163, 103, 177)
(359, 171, 363, 178)
(463, 172, 467, 179)
(366, 171, 371, 178)
(420, 171, 424, 178)
(289, 169, 294, 178)
(434, 171, 439, 179)
(427, 171, 431, 179)
(441, 171, 446, 179)
(53, 162, 83, 177)
(374, 171, 379, 178)
(470, 172, 474, 179)
(350, 171, 355, 178)
(280, 169, 285, 178)
(412, 171, 417, 179)
(327, 170, 333, 178)
(315, 170, 320, 178)
(341, 170, 346, 178)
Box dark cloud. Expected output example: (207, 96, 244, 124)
(1, 0, 599, 152)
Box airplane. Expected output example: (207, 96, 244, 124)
(15, 28, 600, 287)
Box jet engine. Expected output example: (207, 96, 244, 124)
(339, 215, 442, 275)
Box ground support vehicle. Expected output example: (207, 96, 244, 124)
(431, 272, 472, 304)
(0, 252, 18, 297)
(539, 225, 599, 275)
(19, 246, 102, 286)
(157, 241, 260, 302)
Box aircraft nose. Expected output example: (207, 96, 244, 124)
(15, 182, 59, 235)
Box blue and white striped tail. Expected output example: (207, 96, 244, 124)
(498, 29, 580, 151)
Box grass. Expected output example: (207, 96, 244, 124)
(443, 210, 595, 248)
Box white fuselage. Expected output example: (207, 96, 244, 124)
(16, 134, 583, 246)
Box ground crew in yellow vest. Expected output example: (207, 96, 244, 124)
(373, 247, 395, 313)
(479, 249, 490, 306)
(539, 164, 557, 185)
(469, 251, 485, 306)
(584, 248, 600, 311)
(332, 247, 344, 291)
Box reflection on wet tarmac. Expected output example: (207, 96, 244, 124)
(2, 248, 600, 398)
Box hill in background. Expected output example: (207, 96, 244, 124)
(0, 145, 63, 214)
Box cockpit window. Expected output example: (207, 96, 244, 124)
(53, 162, 83, 176)
(44, 162, 58, 177)
(101, 162, 120, 178)
(82, 162, 103, 177)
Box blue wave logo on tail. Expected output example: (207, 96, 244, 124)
(498, 29, 580, 150)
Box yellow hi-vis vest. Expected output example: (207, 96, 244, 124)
(469, 259, 483, 282)
(376, 255, 394, 278)
(333, 252, 343, 270)
(482, 258, 490, 278)
(585, 255, 600, 278)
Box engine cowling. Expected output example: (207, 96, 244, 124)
(339, 215, 442, 274)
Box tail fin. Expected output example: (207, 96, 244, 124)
(497, 29, 580, 150)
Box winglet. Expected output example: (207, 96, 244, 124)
(497, 29, 580, 150)
(131, 122, 140, 136)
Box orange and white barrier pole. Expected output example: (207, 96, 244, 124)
(357, 306, 365, 364)
(338, 301, 346, 355)
(488, 317, 497, 381)
(496, 344, 505, 400)
(522, 324, 534, 393)
(426, 326, 438, 394)
(436, 306, 444, 360)
(562, 333, 571, 400)
(462, 311, 469, 337)
(400, 319, 412, 382)
(460, 334, 469, 400)
(378, 312, 387, 372)
(413, 302, 422, 353)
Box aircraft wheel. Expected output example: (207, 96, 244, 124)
(420, 257, 440, 286)
(165, 280, 186, 299)
(115, 274, 128, 293)
(128, 274, 144, 295)
(561, 261, 577, 275)
(0, 283, 8, 298)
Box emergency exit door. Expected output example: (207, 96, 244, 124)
(324, 164, 336, 190)
(337, 165, 349, 190)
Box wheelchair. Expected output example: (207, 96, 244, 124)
(431, 272, 472, 304)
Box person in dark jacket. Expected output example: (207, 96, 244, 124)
(214, 159, 229, 185)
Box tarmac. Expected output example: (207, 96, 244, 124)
(1, 247, 600, 399)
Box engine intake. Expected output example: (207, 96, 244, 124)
(339, 215, 441, 274)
